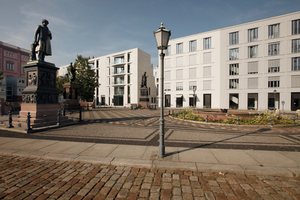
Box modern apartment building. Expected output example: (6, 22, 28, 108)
(88, 48, 156, 107)
(159, 11, 300, 111)
(0, 41, 30, 101)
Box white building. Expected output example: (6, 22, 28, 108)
(159, 11, 300, 111)
(89, 48, 156, 107)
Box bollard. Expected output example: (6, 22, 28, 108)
(87, 104, 89, 110)
(57, 110, 61, 126)
(131, 105, 133, 110)
(269, 117, 273, 126)
(63, 107, 65, 116)
(26, 112, 32, 131)
(7, 111, 14, 128)
(292, 117, 296, 125)
(79, 106, 82, 122)
(169, 110, 170, 116)
(206, 115, 208, 123)
(183, 112, 185, 120)
(236, 117, 240, 125)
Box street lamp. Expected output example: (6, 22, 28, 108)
(193, 86, 197, 109)
(154, 22, 171, 158)
(273, 89, 277, 110)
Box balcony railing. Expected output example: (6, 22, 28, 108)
(112, 81, 125, 85)
(113, 70, 125, 75)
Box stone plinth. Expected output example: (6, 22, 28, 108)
(15, 61, 70, 128)
(139, 87, 149, 109)
(63, 83, 79, 110)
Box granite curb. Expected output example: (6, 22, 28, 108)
(0, 149, 297, 178)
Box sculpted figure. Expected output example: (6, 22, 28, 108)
(67, 62, 76, 83)
(34, 19, 52, 62)
(141, 72, 148, 88)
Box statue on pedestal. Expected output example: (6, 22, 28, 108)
(141, 72, 148, 88)
(30, 19, 52, 62)
(67, 62, 76, 83)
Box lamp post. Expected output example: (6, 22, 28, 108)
(154, 22, 171, 158)
(193, 86, 197, 109)
(273, 89, 277, 110)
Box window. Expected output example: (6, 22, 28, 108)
(268, 59, 280, 73)
(292, 57, 300, 71)
(248, 45, 258, 58)
(292, 39, 300, 53)
(128, 75, 130, 84)
(229, 79, 239, 89)
(165, 58, 171, 68)
(292, 19, 300, 35)
(203, 66, 211, 77)
(203, 37, 211, 49)
(268, 43, 280, 56)
(128, 65, 130, 73)
(229, 48, 239, 60)
(166, 45, 171, 56)
(268, 76, 280, 88)
(165, 83, 171, 91)
(176, 82, 183, 90)
(176, 69, 183, 80)
(248, 28, 258, 42)
(6, 62, 14, 70)
(165, 71, 171, 80)
(248, 78, 258, 89)
(291, 75, 300, 87)
(114, 56, 124, 64)
(203, 52, 211, 63)
(127, 53, 131, 62)
(203, 80, 211, 90)
(176, 43, 183, 54)
(229, 32, 239, 45)
(229, 63, 239, 75)
(176, 56, 183, 66)
(189, 54, 196, 65)
(189, 81, 197, 90)
(248, 61, 258, 74)
(268, 24, 280, 39)
(189, 40, 197, 52)
(189, 68, 197, 79)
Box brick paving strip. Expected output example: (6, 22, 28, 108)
(0, 155, 299, 200)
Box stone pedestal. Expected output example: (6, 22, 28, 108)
(14, 61, 68, 128)
(62, 83, 79, 110)
(139, 87, 149, 109)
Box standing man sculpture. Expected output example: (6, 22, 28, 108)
(33, 19, 52, 62)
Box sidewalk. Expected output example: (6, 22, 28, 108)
(0, 136, 299, 178)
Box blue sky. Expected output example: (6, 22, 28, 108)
(0, 0, 299, 68)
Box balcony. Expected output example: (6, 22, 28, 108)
(112, 80, 125, 86)
(112, 70, 125, 76)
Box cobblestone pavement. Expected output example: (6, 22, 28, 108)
(0, 155, 300, 200)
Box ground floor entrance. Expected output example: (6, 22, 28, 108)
(114, 95, 123, 106)
(203, 94, 211, 108)
(176, 96, 183, 108)
(229, 94, 239, 109)
(268, 92, 279, 110)
(291, 92, 300, 111)
(165, 95, 171, 107)
(248, 93, 258, 110)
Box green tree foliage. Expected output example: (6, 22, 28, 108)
(0, 71, 3, 86)
(74, 55, 99, 102)
(56, 75, 68, 95)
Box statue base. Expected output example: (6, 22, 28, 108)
(14, 61, 70, 128)
(139, 87, 149, 109)
(63, 83, 79, 110)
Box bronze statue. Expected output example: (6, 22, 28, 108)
(67, 62, 76, 83)
(33, 19, 52, 62)
(141, 72, 148, 88)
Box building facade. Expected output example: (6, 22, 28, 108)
(159, 11, 300, 111)
(0, 41, 30, 101)
(88, 48, 156, 107)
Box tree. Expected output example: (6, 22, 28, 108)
(56, 75, 68, 95)
(0, 71, 3, 86)
(74, 55, 99, 102)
